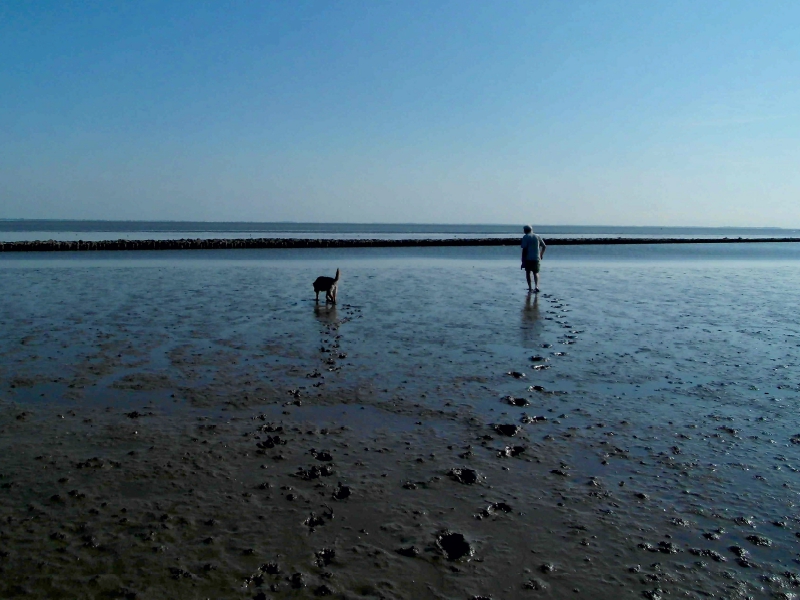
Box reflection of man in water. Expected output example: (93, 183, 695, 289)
(520, 225, 546, 292)
(520, 291, 541, 343)
(522, 292, 540, 322)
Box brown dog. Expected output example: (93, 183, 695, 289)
(313, 268, 340, 303)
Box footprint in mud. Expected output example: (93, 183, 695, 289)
(435, 531, 474, 561)
(331, 483, 351, 500)
(493, 424, 521, 436)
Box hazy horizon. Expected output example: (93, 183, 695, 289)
(1, 218, 798, 232)
(2, 2, 798, 227)
(1, 218, 798, 230)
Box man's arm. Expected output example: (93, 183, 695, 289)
(539, 239, 546, 259)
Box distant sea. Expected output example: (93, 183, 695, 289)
(1, 220, 798, 243)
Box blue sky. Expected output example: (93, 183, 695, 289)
(1, 1, 798, 225)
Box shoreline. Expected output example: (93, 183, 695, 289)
(1, 236, 800, 252)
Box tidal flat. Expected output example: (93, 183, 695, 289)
(1, 249, 799, 599)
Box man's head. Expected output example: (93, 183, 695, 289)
(523, 225, 532, 234)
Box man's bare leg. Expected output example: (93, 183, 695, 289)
(533, 272, 540, 293)
(525, 269, 533, 291)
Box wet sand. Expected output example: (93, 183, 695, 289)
(1, 255, 799, 598)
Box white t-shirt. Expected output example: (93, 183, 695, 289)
(521, 233, 545, 261)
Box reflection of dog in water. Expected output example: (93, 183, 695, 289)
(313, 268, 340, 304)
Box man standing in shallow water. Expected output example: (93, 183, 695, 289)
(520, 225, 546, 293)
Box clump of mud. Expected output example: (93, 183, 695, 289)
(503, 395, 529, 407)
(448, 468, 480, 485)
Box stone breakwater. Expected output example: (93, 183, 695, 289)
(0, 236, 799, 252)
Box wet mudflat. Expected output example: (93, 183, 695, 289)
(0, 252, 799, 599)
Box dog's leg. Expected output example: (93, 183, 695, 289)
(315, 290, 320, 302)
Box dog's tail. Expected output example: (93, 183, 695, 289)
(334, 268, 340, 282)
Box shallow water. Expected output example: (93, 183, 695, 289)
(1, 247, 799, 596)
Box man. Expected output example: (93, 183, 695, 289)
(520, 225, 546, 293)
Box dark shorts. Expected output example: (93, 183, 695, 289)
(525, 260, 541, 274)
